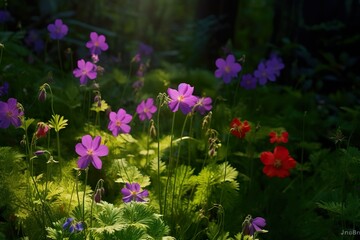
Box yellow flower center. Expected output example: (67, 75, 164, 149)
(87, 149, 93, 156)
(225, 66, 231, 73)
(116, 120, 122, 127)
(177, 95, 184, 102)
(274, 158, 282, 168)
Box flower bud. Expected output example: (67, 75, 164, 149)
(38, 87, 47, 102)
(36, 122, 50, 139)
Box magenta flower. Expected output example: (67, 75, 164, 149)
(167, 83, 197, 115)
(73, 59, 97, 85)
(0, 98, 23, 128)
(215, 54, 242, 84)
(86, 32, 109, 55)
(75, 135, 109, 170)
(194, 97, 212, 115)
(136, 98, 157, 121)
(108, 108, 133, 136)
(121, 183, 149, 203)
(47, 19, 68, 40)
(254, 62, 276, 85)
(240, 73, 257, 90)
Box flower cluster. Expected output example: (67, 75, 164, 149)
(72, 32, 109, 85)
(121, 182, 149, 203)
(167, 83, 212, 115)
(240, 54, 285, 89)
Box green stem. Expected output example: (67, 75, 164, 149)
(172, 115, 189, 217)
(43, 83, 55, 116)
(57, 40, 63, 72)
(156, 99, 162, 214)
(82, 168, 89, 223)
(56, 131, 62, 179)
(219, 133, 231, 205)
(163, 112, 176, 218)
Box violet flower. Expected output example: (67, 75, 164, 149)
(24, 30, 44, 53)
(62, 218, 84, 233)
(240, 73, 257, 90)
(138, 42, 153, 57)
(265, 54, 284, 77)
(121, 182, 149, 203)
(47, 19, 68, 40)
(215, 54, 242, 84)
(86, 32, 109, 55)
(242, 215, 267, 236)
(136, 98, 157, 121)
(0, 82, 9, 96)
(73, 59, 97, 85)
(75, 135, 109, 170)
(167, 83, 197, 115)
(108, 108, 133, 136)
(0, 98, 23, 128)
(0, 10, 13, 23)
(194, 97, 212, 115)
(254, 62, 276, 85)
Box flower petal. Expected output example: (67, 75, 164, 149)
(81, 135, 93, 149)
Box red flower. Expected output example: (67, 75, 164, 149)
(35, 122, 50, 139)
(230, 118, 251, 138)
(260, 146, 296, 178)
(269, 131, 289, 144)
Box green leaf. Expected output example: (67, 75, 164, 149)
(48, 114, 68, 132)
(90, 100, 109, 113)
(20, 118, 35, 131)
(115, 159, 151, 187)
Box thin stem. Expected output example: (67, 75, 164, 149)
(163, 112, 176, 218)
(57, 40, 63, 72)
(82, 168, 89, 223)
(156, 99, 162, 214)
(56, 131, 62, 179)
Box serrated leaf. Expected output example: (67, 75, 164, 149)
(115, 159, 150, 187)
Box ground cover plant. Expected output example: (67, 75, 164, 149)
(0, 1, 360, 240)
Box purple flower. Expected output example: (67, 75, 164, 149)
(0, 10, 13, 23)
(215, 54, 242, 84)
(75, 135, 109, 170)
(136, 98, 157, 121)
(253, 62, 276, 85)
(121, 182, 149, 203)
(47, 19, 68, 40)
(73, 59, 97, 85)
(86, 32, 109, 55)
(240, 73, 257, 90)
(265, 54, 284, 77)
(194, 97, 212, 115)
(0, 98, 23, 128)
(167, 83, 197, 115)
(108, 108, 133, 136)
(24, 30, 44, 53)
(0, 82, 9, 96)
(138, 42, 153, 57)
(63, 218, 84, 233)
(243, 215, 266, 236)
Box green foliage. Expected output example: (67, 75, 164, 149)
(48, 114, 69, 132)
